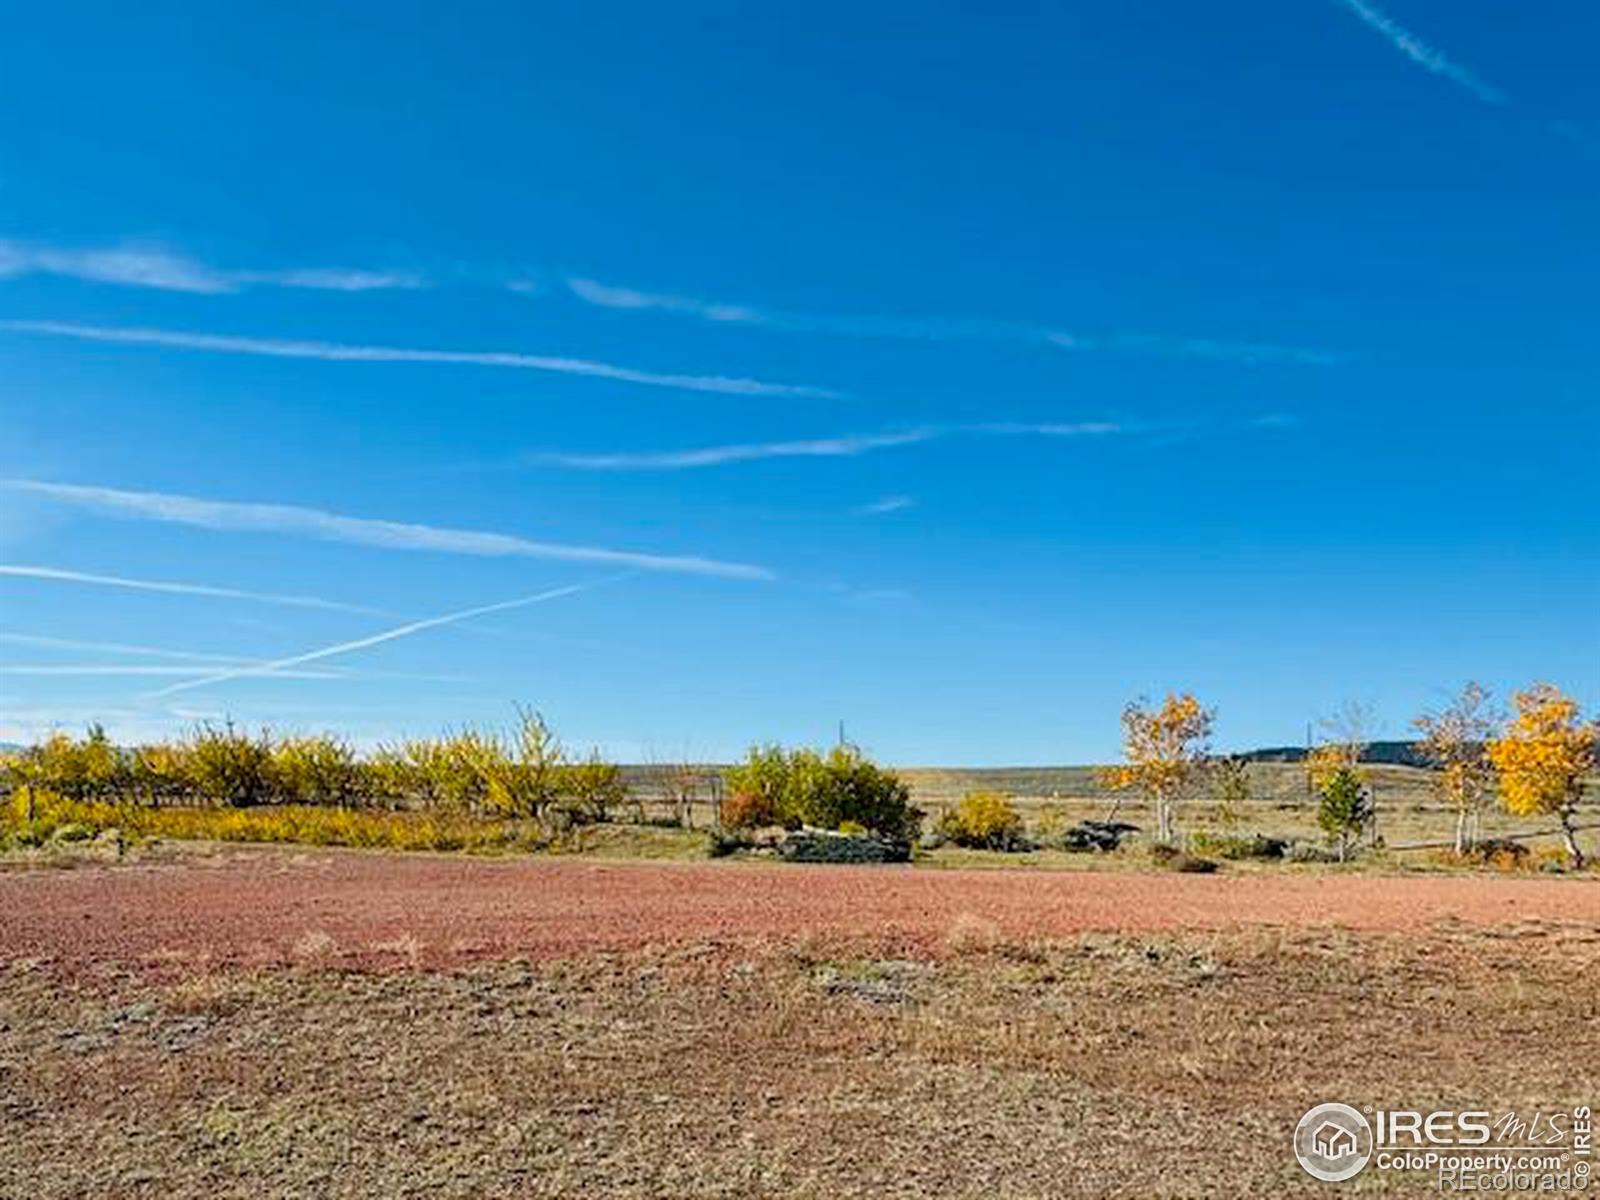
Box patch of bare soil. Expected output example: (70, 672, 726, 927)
(0, 848, 1595, 983)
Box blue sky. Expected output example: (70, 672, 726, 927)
(1, 1, 1596, 762)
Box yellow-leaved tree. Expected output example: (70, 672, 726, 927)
(1414, 682, 1497, 855)
(1098, 692, 1214, 845)
(1487, 683, 1597, 868)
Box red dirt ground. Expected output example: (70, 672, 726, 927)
(2, 849, 1595, 979)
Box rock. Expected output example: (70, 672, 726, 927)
(1062, 820, 1138, 852)
(776, 828, 910, 864)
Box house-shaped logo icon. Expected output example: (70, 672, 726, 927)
(1296, 1102, 1373, 1181)
(1312, 1121, 1358, 1160)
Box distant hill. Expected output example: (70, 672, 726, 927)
(1236, 740, 1432, 768)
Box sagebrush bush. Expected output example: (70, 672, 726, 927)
(936, 791, 1027, 851)
(1149, 843, 1218, 873)
(1189, 831, 1287, 861)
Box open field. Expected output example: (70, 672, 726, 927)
(3, 849, 1599, 1196)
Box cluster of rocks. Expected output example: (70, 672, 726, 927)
(1058, 819, 1139, 853)
(729, 826, 911, 863)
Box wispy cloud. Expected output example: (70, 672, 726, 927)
(1333, 0, 1506, 105)
(0, 632, 466, 683)
(533, 420, 1132, 472)
(562, 276, 1345, 367)
(0, 631, 249, 664)
(566, 277, 762, 323)
(857, 496, 915, 516)
(0, 319, 838, 400)
(148, 579, 619, 698)
(226, 267, 426, 292)
(975, 421, 1129, 438)
(0, 564, 388, 615)
(1070, 335, 1342, 368)
(3, 481, 774, 581)
(0, 664, 347, 679)
(532, 429, 936, 470)
(1247, 412, 1299, 429)
(0, 239, 426, 293)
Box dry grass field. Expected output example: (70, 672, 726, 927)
(898, 761, 1571, 850)
(621, 760, 1587, 856)
(3, 848, 1599, 1197)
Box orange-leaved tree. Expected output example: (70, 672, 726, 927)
(1099, 692, 1214, 845)
(1487, 683, 1597, 868)
(1414, 682, 1497, 855)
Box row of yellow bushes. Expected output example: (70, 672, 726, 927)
(2, 787, 539, 853)
(0, 714, 625, 819)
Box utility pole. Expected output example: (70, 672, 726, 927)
(1305, 720, 1314, 798)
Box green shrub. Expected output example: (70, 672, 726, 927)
(723, 745, 791, 825)
(1317, 766, 1372, 862)
(724, 744, 918, 839)
(936, 791, 1028, 851)
(1190, 831, 1287, 860)
(802, 747, 917, 837)
(1210, 755, 1251, 829)
(1285, 842, 1335, 864)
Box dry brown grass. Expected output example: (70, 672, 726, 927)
(4, 924, 1597, 1198)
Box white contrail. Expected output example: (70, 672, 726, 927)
(856, 496, 915, 515)
(146, 577, 623, 698)
(566, 277, 762, 323)
(532, 420, 1131, 471)
(561, 276, 1346, 366)
(0, 664, 345, 679)
(0, 632, 467, 683)
(532, 429, 937, 470)
(0, 239, 424, 292)
(0, 319, 839, 399)
(1333, 0, 1506, 104)
(0, 563, 388, 615)
(0, 632, 249, 663)
(3, 481, 774, 581)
